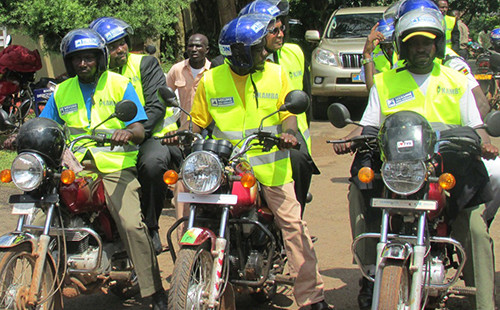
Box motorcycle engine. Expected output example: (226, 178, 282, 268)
(244, 250, 264, 280)
(424, 256, 446, 287)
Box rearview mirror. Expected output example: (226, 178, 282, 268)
(484, 111, 500, 137)
(157, 86, 179, 108)
(327, 103, 353, 128)
(114, 100, 137, 122)
(281, 90, 310, 115)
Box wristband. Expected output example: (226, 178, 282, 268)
(361, 58, 373, 65)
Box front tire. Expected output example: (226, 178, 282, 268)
(0, 244, 56, 309)
(168, 243, 214, 310)
(377, 261, 409, 310)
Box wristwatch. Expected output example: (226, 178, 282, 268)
(361, 57, 373, 65)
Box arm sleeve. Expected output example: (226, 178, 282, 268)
(190, 78, 213, 129)
(460, 80, 483, 128)
(451, 22, 460, 53)
(359, 84, 382, 127)
(140, 55, 167, 138)
(39, 94, 64, 125)
(166, 64, 177, 90)
(122, 82, 148, 126)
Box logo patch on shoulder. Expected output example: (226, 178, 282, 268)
(59, 103, 78, 115)
(210, 97, 235, 107)
(386, 91, 415, 108)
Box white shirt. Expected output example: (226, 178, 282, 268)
(360, 70, 483, 129)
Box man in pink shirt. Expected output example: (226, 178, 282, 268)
(166, 34, 211, 126)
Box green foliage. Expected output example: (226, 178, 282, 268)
(0, 0, 191, 52)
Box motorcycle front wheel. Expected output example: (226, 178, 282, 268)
(377, 261, 409, 310)
(168, 243, 215, 310)
(0, 244, 56, 309)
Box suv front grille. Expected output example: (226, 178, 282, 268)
(340, 53, 362, 68)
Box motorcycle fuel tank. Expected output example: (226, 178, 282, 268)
(60, 172, 106, 214)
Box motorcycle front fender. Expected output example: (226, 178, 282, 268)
(381, 242, 413, 262)
(0, 231, 36, 249)
(179, 227, 216, 249)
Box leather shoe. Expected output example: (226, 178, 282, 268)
(150, 230, 163, 255)
(310, 300, 334, 310)
(152, 289, 167, 310)
(358, 277, 373, 310)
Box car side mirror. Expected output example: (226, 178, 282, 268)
(305, 30, 321, 43)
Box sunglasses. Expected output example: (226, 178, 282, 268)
(268, 24, 286, 35)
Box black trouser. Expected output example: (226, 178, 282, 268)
(290, 134, 319, 217)
(137, 138, 182, 231)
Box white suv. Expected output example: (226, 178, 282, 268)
(305, 6, 387, 119)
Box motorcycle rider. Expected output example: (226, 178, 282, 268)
(90, 17, 182, 254)
(39, 28, 167, 309)
(164, 13, 332, 310)
(489, 28, 500, 73)
(238, 0, 320, 217)
(334, 7, 498, 310)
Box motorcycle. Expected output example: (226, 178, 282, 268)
(156, 86, 308, 309)
(327, 103, 500, 310)
(474, 48, 500, 111)
(0, 99, 142, 309)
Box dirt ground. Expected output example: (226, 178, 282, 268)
(1, 120, 500, 309)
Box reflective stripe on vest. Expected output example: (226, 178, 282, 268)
(54, 71, 139, 173)
(445, 15, 456, 48)
(374, 64, 465, 127)
(276, 43, 311, 153)
(122, 53, 178, 136)
(203, 63, 292, 186)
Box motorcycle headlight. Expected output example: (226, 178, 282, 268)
(181, 151, 224, 194)
(11, 153, 46, 191)
(381, 160, 426, 196)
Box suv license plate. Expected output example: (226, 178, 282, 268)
(177, 193, 238, 205)
(474, 74, 492, 80)
(372, 198, 437, 211)
(12, 203, 35, 215)
(351, 73, 363, 83)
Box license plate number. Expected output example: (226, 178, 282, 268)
(371, 198, 437, 211)
(177, 193, 238, 205)
(474, 74, 492, 80)
(352, 73, 362, 83)
(12, 203, 35, 215)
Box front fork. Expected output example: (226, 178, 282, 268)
(371, 209, 427, 310)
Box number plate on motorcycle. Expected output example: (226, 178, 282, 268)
(371, 198, 437, 211)
(11, 203, 35, 215)
(177, 193, 238, 205)
(474, 74, 492, 80)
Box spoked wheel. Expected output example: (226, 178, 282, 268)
(168, 243, 215, 310)
(0, 245, 56, 309)
(377, 261, 409, 310)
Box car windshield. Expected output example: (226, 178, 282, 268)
(326, 13, 382, 39)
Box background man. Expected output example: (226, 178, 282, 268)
(166, 33, 211, 126)
(435, 0, 460, 52)
(91, 17, 182, 254)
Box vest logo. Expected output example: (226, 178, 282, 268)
(59, 104, 78, 115)
(130, 76, 140, 83)
(254, 92, 279, 100)
(386, 91, 415, 108)
(99, 100, 115, 107)
(211, 97, 235, 107)
(437, 86, 460, 95)
(289, 70, 303, 79)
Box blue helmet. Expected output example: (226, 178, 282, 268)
(60, 28, 108, 77)
(397, 0, 440, 19)
(219, 13, 275, 69)
(377, 18, 395, 44)
(238, 0, 289, 18)
(89, 17, 134, 46)
(491, 28, 500, 49)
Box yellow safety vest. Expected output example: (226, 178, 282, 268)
(203, 63, 292, 187)
(276, 43, 311, 153)
(374, 64, 465, 128)
(54, 71, 139, 173)
(373, 45, 399, 73)
(121, 53, 178, 136)
(444, 15, 456, 49)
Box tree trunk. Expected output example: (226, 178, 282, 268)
(217, 0, 237, 26)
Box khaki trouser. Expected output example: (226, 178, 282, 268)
(175, 182, 325, 307)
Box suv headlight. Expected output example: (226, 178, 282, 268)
(11, 153, 46, 191)
(381, 160, 426, 196)
(314, 48, 338, 66)
(181, 151, 224, 194)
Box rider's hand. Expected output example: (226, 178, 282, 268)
(161, 130, 179, 145)
(110, 129, 133, 150)
(333, 138, 353, 155)
(481, 142, 499, 160)
(363, 23, 384, 56)
(278, 132, 298, 150)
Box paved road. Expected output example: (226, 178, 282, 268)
(1, 120, 500, 309)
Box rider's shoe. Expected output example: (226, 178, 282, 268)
(310, 300, 334, 310)
(152, 289, 167, 310)
(358, 277, 373, 310)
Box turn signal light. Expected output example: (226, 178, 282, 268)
(60, 170, 76, 185)
(241, 172, 256, 188)
(0, 169, 12, 183)
(163, 170, 178, 185)
(358, 167, 374, 184)
(438, 173, 456, 190)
